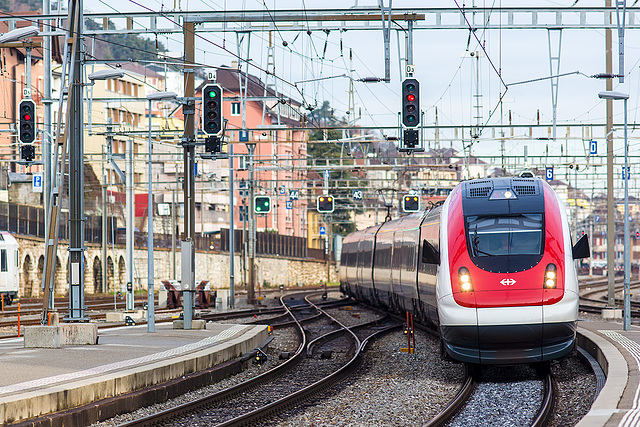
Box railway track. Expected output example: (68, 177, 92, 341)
(425, 365, 555, 427)
(116, 292, 396, 426)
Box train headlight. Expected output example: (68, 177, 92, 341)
(544, 264, 557, 289)
(458, 267, 473, 292)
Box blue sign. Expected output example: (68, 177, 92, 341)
(545, 167, 554, 181)
(319, 226, 326, 236)
(352, 189, 363, 200)
(194, 162, 198, 176)
(595, 215, 600, 223)
(324, 170, 330, 181)
(285, 201, 293, 209)
(239, 130, 249, 142)
(289, 190, 299, 200)
(32, 173, 43, 193)
(623, 166, 631, 180)
(279, 185, 286, 195)
(590, 140, 597, 155)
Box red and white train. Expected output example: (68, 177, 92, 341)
(340, 177, 590, 365)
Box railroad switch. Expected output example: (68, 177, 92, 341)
(124, 316, 136, 326)
(254, 348, 268, 365)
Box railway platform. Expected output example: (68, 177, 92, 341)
(0, 322, 268, 426)
(578, 319, 640, 427)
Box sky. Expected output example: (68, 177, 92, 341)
(82, 0, 640, 193)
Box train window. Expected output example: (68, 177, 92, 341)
(466, 214, 543, 257)
(1, 249, 6, 272)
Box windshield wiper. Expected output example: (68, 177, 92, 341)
(472, 228, 493, 257)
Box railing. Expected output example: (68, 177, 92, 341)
(2, 201, 326, 261)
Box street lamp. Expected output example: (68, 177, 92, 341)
(87, 69, 125, 81)
(0, 26, 39, 43)
(146, 91, 177, 332)
(599, 90, 630, 330)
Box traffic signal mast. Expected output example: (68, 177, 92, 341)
(19, 99, 36, 162)
(317, 195, 335, 213)
(254, 196, 271, 213)
(399, 78, 423, 153)
(402, 195, 420, 212)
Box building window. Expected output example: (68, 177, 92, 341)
(238, 155, 247, 170)
(231, 102, 241, 116)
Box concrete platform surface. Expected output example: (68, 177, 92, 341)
(0, 322, 268, 425)
(578, 319, 640, 427)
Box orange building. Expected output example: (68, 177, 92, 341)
(197, 66, 308, 238)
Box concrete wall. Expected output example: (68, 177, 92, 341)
(16, 235, 337, 298)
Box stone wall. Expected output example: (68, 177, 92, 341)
(15, 235, 337, 298)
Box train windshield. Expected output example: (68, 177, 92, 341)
(466, 214, 543, 257)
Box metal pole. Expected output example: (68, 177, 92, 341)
(624, 97, 630, 330)
(102, 147, 107, 295)
(147, 99, 155, 332)
(104, 119, 112, 296)
(229, 143, 235, 308)
(66, 0, 86, 321)
(126, 137, 134, 310)
(606, 0, 616, 308)
(247, 143, 256, 304)
(172, 187, 176, 280)
(182, 22, 196, 329)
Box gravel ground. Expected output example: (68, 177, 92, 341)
(324, 305, 384, 327)
(87, 305, 598, 426)
(264, 329, 467, 427)
(88, 326, 300, 427)
(548, 354, 598, 426)
(446, 365, 543, 427)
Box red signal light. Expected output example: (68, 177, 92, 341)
(407, 94, 415, 102)
(24, 114, 31, 121)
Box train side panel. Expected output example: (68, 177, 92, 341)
(373, 225, 394, 308)
(0, 232, 19, 303)
(417, 206, 441, 326)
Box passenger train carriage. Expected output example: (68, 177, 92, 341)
(0, 232, 19, 305)
(340, 177, 590, 365)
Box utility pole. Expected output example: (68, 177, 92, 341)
(66, 0, 87, 321)
(125, 138, 134, 310)
(247, 142, 256, 303)
(41, 0, 81, 324)
(182, 22, 196, 329)
(606, 0, 616, 308)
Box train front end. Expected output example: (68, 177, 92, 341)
(437, 177, 579, 365)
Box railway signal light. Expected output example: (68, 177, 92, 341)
(20, 144, 35, 162)
(254, 196, 271, 213)
(402, 195, 420, 212)
(18, 99, 36, 144)
(402, 78, 420, 127)
(317, 195, 335, 213)
(402, 129, 419, 150)
(205, 136, 222, 153)
(202, 84, 223, 136)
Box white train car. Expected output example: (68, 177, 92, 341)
(0, 232, 19, 304)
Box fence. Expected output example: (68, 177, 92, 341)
(3, 201, 326, 261)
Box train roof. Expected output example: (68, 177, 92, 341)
(459, 177, 546, 215)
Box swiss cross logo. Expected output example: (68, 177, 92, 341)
(500, 278, 516, 286)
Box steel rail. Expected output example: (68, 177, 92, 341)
(531, 372, 556, 427)
(422, 368, 476, 427)
(117, 294, 308, 427)
(216, 296, 398, 426)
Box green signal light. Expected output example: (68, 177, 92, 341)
(207, 90, 217, 98)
